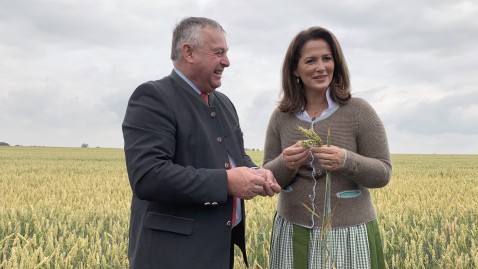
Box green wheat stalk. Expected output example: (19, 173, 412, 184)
(299, 126, 336, 268)
(321, 127, 333, 268)
(298, 126, 323, 148)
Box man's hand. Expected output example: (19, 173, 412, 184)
(250, 168, 281, 197)
(226, 167, 266, 200)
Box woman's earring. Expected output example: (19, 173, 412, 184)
(296, 77, 300, 85)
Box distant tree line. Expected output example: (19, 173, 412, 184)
(81, 143, 101, 148)
(245, 148, 262, 151)
(0, 142, 10, 146)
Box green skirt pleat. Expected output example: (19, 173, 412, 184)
(293, 225, 310, 269)
(366, 220, 386, 269)
(288, 220, 386, 269)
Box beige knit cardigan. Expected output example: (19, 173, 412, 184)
(263, 97, 392, 228)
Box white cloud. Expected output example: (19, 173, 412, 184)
(1, 0, 477, 153)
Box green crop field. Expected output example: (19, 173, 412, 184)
(1, 147, 477, 268)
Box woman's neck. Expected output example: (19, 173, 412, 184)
(305, 91, 329, 120)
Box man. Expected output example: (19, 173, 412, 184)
(122, 17, 280, 269)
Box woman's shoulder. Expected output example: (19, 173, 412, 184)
(343, 96, 382, 124)
(271, 107, 298, 120)
(267, 107, 298, 127)
(347, 96, 369, 105)
(343, 97, 374, 111)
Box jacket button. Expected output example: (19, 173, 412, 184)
(226, 221, 232, 227)
(211, 202, 218, 206)
(217, 137, 223, 143)
(204, 202, 211, 206)
(210, 112, 216, 118)
(224, 163, 230, 169)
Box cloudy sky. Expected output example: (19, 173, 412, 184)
(1, 0, 477, 154)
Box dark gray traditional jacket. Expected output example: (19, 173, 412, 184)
(122, 70, 254, 269)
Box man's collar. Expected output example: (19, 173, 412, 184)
(173, 68, 201, 94)
(170, 69, 215, 105)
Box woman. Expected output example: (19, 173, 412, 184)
(263, 26, 392, 269)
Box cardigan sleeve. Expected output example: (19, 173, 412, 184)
(262, 109, 298, 187)
(339, 99, 392, 188)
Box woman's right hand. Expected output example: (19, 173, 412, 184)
(282, 141, 310, 170)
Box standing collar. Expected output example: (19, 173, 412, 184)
(170, 68, 215, 105)
(173, 67, 202, 94)
(296, 88, 340, 123)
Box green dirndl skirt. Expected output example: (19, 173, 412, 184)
(269, 214, 386, 269)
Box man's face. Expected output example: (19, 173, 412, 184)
(189, 27, 230, 93)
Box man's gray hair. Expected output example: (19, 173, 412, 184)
(171, 17, 225, 61)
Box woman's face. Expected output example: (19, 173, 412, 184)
(294, 39, 334, 94)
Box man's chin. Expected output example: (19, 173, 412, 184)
(212, 82, 222, 89)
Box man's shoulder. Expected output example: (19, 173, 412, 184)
(140, 75, 174, 89)
(211, 90, 233, 105)
(132, 76, 178, 96)
(127, 76, 181, 105)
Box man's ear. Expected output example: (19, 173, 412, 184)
(182, 44, 194, 63)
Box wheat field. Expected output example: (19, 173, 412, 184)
(1, 147, 477, 268)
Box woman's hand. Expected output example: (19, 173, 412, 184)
(282, 141, 311, 170)
(310, 145, 346, 171)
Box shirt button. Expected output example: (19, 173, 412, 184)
(224, 163, 230, 169)
(210, 112, 216, 118)
(217, 137, 223, 143)
(226, 221, 232, 227)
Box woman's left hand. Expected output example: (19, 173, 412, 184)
(310, 145, 345, 171)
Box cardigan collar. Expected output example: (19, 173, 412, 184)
(296, 88, 339, 123)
